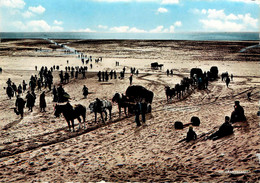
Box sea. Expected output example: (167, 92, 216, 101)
(0, 32, 259, 41)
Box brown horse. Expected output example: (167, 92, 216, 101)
(54, 103, 86, 132)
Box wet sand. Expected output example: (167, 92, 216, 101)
(0, 39, 259, 182)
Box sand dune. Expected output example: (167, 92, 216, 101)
(0, 39, 259, 182)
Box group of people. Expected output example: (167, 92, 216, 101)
(59, 66, 88, 84)
(130, 67, 139, 76)
(6, 66, 55, 118)
(184, 101, 246, 142)
(5, 78, 25, 99)
(166, 69, 174, 76)
(97, 70, 117, 82)
(221, 72, 234, 88)
(52, 85, 70, 103)
(8, 52, 102, 119)
(97, 66, 139, 83)
(4, 52, 249, 141)
(37, 66, 54, 91)
(192, 72, 210, 90)
(14, 90, 46, 119)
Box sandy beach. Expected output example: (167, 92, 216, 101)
(0, 39, 259, 182)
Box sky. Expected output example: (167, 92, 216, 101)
(0, 0, 259, 32)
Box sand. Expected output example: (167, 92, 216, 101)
(0, 39, 259, 182)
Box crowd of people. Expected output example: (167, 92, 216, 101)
(5, 53, 103, 119)
(3, 54, 249, 143)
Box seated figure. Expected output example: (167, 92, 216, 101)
(208, 116, 234, 140)
(230, 101, 246, 123)
(186, 126, 197, 142)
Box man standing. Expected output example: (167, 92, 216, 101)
(82, 85, 89, 98)
(129, 74, 133, 85)
(52, 86, 58, 102)
(134, 102, 141, 127)
(40, 91, 47, 112)
(15, 95, 26, 119)
(225, 76, 230, 88)
(26, 91, 35, 112)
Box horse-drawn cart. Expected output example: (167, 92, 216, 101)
(112, 85, 154, 116)
(151, 62, 164, 70)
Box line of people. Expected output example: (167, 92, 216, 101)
(97, 70, 118, 82)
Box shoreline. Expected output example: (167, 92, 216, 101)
(1, 31, 259, 41)
(1, 38, 259, 42)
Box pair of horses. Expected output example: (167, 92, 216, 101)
(165, 77, 193, 101)
(54, 99, 112, 132)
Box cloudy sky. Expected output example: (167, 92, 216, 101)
(0, 0, 259, 32)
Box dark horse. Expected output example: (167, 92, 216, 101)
(54, 103, 86, 132)
(125, 85, 154, 104)
(175, 84, 181, 99)
(112, 93, 129, 116)
(165, 86, 175, 101)
(89, 99, 112, 123)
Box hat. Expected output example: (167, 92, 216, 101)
(235, 101, 240, 105)
(225, 116, 230, 121)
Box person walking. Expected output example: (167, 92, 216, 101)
(26, 91, 35, 112)
(40, 91, 47, 112)
(129, 74, 133, 85)
(82, 85, 89, 98)
(225, 76, 230, 88)
(15, 95, 26, 119)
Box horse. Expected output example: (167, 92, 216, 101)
(181, 77, 193, 91)
(180, 84, 186, 97)
(89, 99, 112, 123)
(221, 72, 229, 81)
(175, 84, 181, 99)
(165, 86, 175, 101)
(54, 103, 86, 132)
(112, 93, 129, 116)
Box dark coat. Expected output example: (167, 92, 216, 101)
(26, 93, 35, 107)
(231, 104, 246, 122)
(219, 122, 233, 136)
(40, 93, 46, 109)
(15, 97, 26, 110)
(186, 129, 197, 142)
